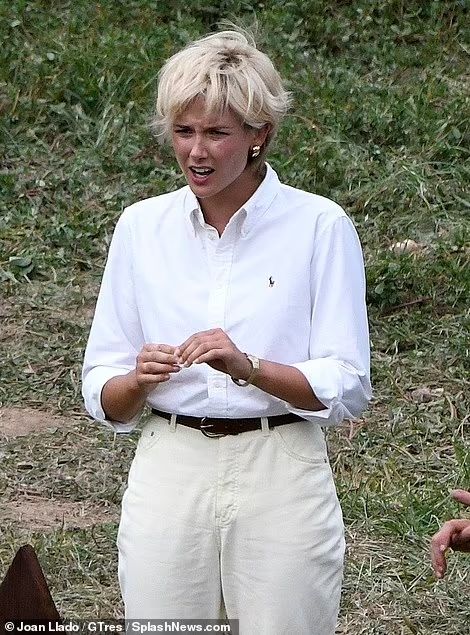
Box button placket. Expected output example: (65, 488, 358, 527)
(206, 230, 237, 410)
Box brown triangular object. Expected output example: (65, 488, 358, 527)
(0, 544, 60, 622)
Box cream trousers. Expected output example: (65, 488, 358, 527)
(117, 414, 345, 634)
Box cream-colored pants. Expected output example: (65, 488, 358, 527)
(117, 415, 345, 634)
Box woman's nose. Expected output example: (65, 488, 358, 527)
(189, 135, 208, 160)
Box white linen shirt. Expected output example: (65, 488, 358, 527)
(82, 164, 372, 432)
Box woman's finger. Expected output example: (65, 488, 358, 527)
(177, 335, 225, 365)
(143, 343, 176, 354)
(142, 344, 179, 364)
(140, 361, 180, 375)
(177, 329, 228, 358)
(185, 343, 226, 367)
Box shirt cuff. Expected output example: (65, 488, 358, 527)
(284, 359, 369, 426)
(82, 366, 142, 433)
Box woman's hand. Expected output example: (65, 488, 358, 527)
(176, 328, 324, 409)
(175, 328, 252, 381)
(431, 489, 470, 579)
(101, 343, 180, 422)
(134, 343, 181, 393)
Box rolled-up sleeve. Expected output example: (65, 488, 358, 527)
(286, 214, 372, 425)
(82, 210, 144, 431)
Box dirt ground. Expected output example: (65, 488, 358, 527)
(0, 407, 72, 439)
(1, 497, 119, 531)
(1, 407, 120, 531)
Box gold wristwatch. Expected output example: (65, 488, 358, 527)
(231, 354, 260, 387)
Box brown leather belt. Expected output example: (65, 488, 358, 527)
(151, 408, 303, 438)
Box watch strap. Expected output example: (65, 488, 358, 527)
(231, 354, 260, 387)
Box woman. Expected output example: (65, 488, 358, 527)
(82, 29, 371, 634)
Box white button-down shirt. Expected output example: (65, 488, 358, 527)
(82, 164, 372, 431)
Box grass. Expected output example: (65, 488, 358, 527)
(1, 0, 469, 632)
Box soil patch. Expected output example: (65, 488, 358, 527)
(1, 496, 120, 531)
(0, 407, 74, 439)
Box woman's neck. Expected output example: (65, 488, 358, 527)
(199, 164, 266, 235)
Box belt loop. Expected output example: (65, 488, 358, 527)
(261, 416, 270, 437)
(169, 413, 177, 432)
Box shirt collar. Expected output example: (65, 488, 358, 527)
(183, 163, 281, 237)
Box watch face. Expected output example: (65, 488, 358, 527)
(232, 354, 260, 386)
(247, 355, 260, 370)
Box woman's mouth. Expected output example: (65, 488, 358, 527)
(189, 166, 215, 183)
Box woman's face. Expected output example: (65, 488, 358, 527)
(171, 97, 267, 209)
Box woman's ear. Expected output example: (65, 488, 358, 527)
(254, 123, 272, 148)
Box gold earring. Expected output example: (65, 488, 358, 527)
(251, 145, 261, 159)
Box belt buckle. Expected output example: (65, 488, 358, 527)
(200, 417, 225, 438)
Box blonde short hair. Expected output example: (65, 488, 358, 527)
(152, 30, 291, 151)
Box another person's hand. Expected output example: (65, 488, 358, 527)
(431, 489, 470, 579)
(134, 343, 181, 393)
(175, 328, 253, 381)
